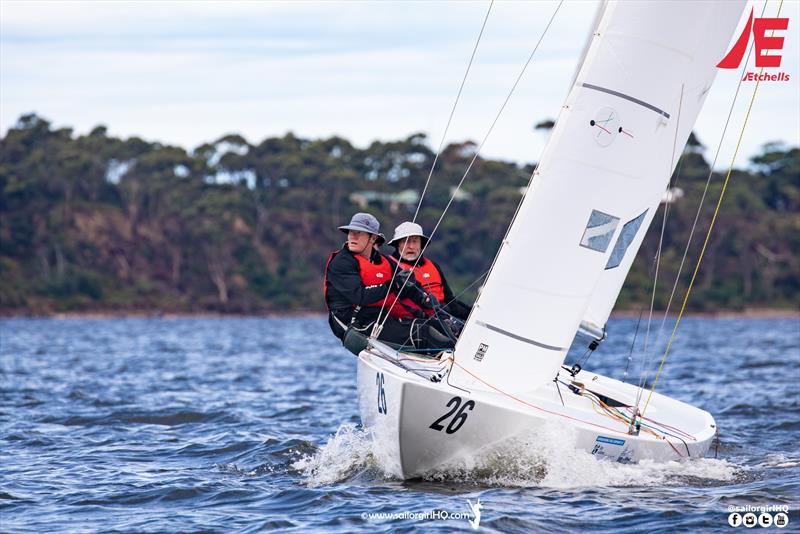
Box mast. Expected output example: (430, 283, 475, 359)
(450, 0, 747, 394)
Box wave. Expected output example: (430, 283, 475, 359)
(754, 453, 800, 469)
(39, 409, 235, 427)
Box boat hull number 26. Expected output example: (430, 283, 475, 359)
(376, 372, 387, 414)
(429, 396, 475, 434)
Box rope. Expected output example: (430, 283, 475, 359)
(576, 386, 693, 457)
(374, 0, 565, 333)
(443, 364, 690, 459)
(451, 358, 634, 437)
(641, 0, 783, 417)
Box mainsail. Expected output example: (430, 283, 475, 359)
(450, 0, 746, 393)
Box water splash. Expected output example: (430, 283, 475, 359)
(292, 423, 383, 486)
(295, 421, 741, 488)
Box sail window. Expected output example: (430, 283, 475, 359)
(580, 210, 619, 253)
(605, 210, 648, 269)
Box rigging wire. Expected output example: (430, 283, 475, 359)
(622, 307, 645, 383)
(642, 0, 783, 417)
(630, 244, 665, 393)
(638, 0, 768, 408)
(413, 0, 495, 223)
(372, 0, 495, 336)
(648, 0, 769, 359)
(394, 268, 491, 351)
(634, 84, 685, 410)
(374, 0, 565, 334)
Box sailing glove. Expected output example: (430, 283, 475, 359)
(392, 271, 431, 307)
(392, 269, 415, 292)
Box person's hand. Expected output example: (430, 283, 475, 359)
(417, 292, 433, 309)
(392, 269, 414, 292)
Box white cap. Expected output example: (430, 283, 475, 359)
(389, 221, 429, 247)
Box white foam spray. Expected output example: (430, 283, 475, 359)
(292, 423, 383, 486)
(294, 421, 741, 488)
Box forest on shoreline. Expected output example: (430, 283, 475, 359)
(1, 113, 798, 316)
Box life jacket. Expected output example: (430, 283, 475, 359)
(390, 255, 445, 316)
(324, 249, 414, 319)
(405, 257, 445, 303)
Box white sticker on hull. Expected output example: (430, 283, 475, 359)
(591, 435, 628, 461)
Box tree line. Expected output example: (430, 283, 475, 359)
(1, 113, 797, 314)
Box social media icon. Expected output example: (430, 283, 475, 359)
(758, 513, 773, 527)
(728, 512, 742, 527)
(774, 512, 789, 528)
(743, 513, 757, 528)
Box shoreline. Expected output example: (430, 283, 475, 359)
(1, 308, 797, 320)
(608, 308, 799, 319)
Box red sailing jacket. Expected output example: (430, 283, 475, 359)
(324, 250, 414, 319)
(403, 257, 445, 303)
(389, 256, 444, 316)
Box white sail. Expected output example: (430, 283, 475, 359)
(450, 0, 746, 393)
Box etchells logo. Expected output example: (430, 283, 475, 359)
(717, 7, 791, 82)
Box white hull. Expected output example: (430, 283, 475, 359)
(357, 342, 717, 479)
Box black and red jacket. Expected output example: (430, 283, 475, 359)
(324, 244, 413, 326)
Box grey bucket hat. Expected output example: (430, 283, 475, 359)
(338, 212, 386, 244)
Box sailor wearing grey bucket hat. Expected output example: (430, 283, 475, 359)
(338, 212, 386, 248)
(323, 213, 454, 353)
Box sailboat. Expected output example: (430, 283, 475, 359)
(355, 0, 746, 478)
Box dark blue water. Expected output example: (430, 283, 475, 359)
(1, 317, 798, 532)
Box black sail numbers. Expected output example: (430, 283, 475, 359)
(429, 396, 475, 434)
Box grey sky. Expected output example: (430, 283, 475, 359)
(1, 0, 798, 169)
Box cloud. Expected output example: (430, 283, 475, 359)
(1, 0, 797, 167)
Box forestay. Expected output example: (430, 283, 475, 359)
(451, 0, 746, 393)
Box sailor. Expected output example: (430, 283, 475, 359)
(324, 213, 454, 353)
(388, 221, 472, 329)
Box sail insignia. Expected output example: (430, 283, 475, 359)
(589, 107, 622, 146)
(580, 210, 620, 253)
(606, 209, 649, 269)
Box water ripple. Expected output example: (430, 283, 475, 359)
(1, 316, 797, 532)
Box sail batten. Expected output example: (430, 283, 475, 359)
(580, 82, 672, 118)
(451, 0, 747, 394)
(475, 321, 566, 352)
